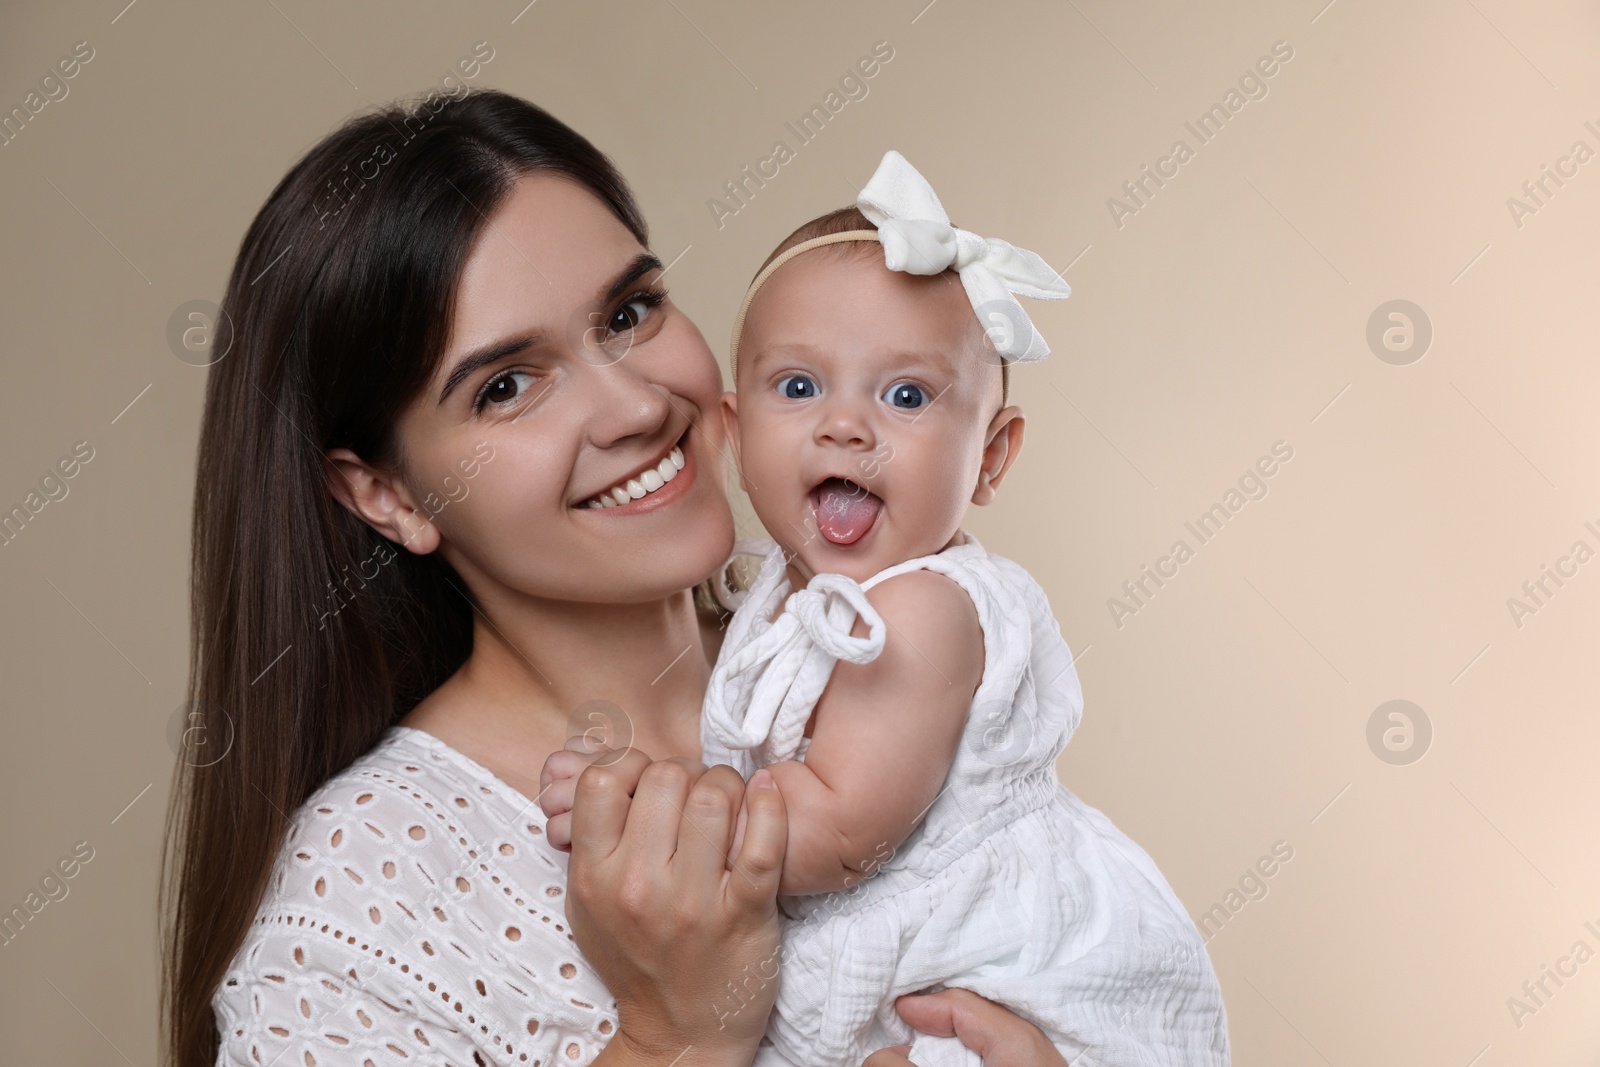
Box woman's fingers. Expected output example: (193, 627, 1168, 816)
(894, 989, 962, 1039)
(618, 757, 707, 866)
(862, 1046, 913, 1067)
(729, 793, 750, 863)
(568, 747, 654, 863)
(560, 751, 787, 1058)
(727, 769, 787, 909)
(545, 738, 656, 829)
(893, 989, 1064, 1067)
(673, 764, 746, 886)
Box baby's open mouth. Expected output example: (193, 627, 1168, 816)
(810, 477, 882, 545)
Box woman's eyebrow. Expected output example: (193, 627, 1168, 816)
(604, 252, 665, 304)
(439, 333, 543, 404)
(438, 253, 665, 405)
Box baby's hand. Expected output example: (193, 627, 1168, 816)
(539, 735, 631, 852)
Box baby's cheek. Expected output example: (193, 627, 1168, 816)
(901, 447, 975, 546)
(744, 439, 794, 499)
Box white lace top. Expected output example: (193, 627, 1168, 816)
(212, 725, 617, 1067)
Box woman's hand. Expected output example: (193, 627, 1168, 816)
(560, 740, 788, 1067)
(863, 990, 1068, 1067)
(541, 735, 623, 852)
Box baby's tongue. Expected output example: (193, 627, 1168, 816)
(812, 478, 882, 545)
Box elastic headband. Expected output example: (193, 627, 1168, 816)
(728, 150, 1070, 382)
(729, 229, 881, 380)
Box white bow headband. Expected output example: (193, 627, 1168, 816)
(729, 149, 1070, 378)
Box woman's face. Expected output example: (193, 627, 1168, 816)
(388, 173, 734, 605)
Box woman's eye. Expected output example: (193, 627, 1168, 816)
(478, 370, 535, 410)
(777, 375, 819, 400)
(883, 382, 926, 409)
(607, 296, 655, 335)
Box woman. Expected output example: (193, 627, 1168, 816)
(158, 88, 1069, 1067)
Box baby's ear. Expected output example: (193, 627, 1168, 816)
(971, 407, 1024, 506)
(719, 391, 750, 490)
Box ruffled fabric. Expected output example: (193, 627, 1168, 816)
(702, 538, 1230, 1067)
(704, 542, 886, 768)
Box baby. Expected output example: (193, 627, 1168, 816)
(553, 152, 1229, 1067)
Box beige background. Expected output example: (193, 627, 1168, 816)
(2, 0, 1598, 1063)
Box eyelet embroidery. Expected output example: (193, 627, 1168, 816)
(212, 731, 616, 1067)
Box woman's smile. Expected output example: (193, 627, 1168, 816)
(576, 427, 694, 513)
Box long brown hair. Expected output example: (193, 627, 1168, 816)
(157, 89, 649, 1067)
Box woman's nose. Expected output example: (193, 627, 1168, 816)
(581, 362, 673, 448)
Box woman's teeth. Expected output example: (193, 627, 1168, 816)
(582, 447, 684, 508)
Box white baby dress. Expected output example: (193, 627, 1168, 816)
(701, 537, 1230, 1067)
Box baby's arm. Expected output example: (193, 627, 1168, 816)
(765, 569, 983, 896)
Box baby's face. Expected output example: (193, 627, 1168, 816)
(725, 249, 1020, 584)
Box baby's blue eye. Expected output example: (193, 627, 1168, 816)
(883, 382, 926, 409)
(777, 375, 818, 400)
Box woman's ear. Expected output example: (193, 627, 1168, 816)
(324, 448, 441, 554)
(971, 407, 1025, 506)
(719, 391, 751, 492)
